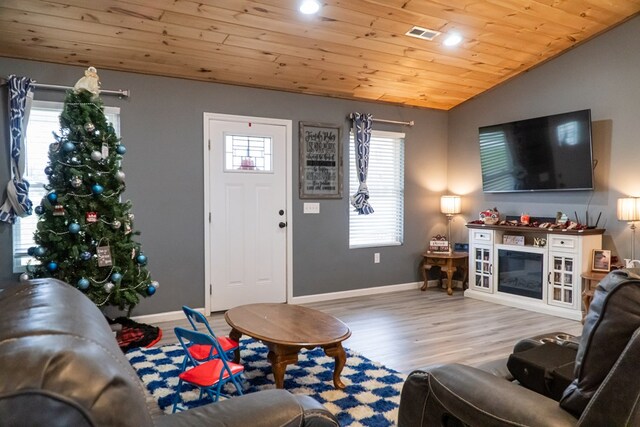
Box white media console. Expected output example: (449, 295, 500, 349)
(466, 224, 604, 320)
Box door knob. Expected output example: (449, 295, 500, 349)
(279, 222, 287, 228)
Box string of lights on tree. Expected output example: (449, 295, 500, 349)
(23, 67, 157, 312)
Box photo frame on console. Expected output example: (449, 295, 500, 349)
(592, 249, 611, 272)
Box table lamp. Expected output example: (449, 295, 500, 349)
(617, 197, 640, 260)
(441, 195, 461, 251)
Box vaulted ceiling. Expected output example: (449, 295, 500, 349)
(1, 1, 639, 110)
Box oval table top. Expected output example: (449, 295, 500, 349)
(225, 303, 351, 347)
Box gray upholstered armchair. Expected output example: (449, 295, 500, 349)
(398, 269, 640, 426)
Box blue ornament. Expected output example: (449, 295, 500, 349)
(146, 284, 156, 296)
(34, 246, 46, 257)
(35, 205, 44, 215)
(136, 254, 148, 265)
(62, 142, 75, 152)
(27, 246, 36, 256)
(77, 278, 90, 290)
(47, 192, 58, 203)
(116, 145, 127, 155)
(91, 184, 104, 195)
(68, 223, 81, 234)
(80, 251, 92, 261)
(46, 261, 58, 272)
(44, 166, 53, 175)
(111, 272, 123, 283)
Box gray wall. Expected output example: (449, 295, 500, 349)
(0, 58, 448, 315)
(448, 15, 640, 262)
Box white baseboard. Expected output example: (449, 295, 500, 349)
(132, 283, 422, 322)
(290, 281, 422, 304)
(131, 307, 205, 324)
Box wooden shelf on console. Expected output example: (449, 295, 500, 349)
(466, 223, 605, 236)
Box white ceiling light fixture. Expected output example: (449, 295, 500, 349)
(299, 0, 321, 15)
(443, 33, 463, 46)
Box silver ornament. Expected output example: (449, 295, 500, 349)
(71, 176, 82, 188)
(115, 171, 126, 182)
(104, 282, 115, 293)
(128, 213, 134, 221)
(112, 220, 122, 229)
(19, 272, 30, 282)
(90, 150, 102, 161)
(150, 280, 159, 289)
(84, 122, 95, 132)
(70, 156, 80, 165)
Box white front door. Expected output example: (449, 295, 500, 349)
(204, 114, 290, 312)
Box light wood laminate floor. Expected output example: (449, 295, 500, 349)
(151, 289, 583, 374)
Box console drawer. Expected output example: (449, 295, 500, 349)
(549, 235, 577, 251)
(471, 230, 493, 243)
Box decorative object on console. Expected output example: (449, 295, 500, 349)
(591, 249, 611, 273)
(617, 196, 640, 260)
(520, 213, 530, 225)
(533, 237, 547, 247)
(429, 234, 450, 253)
(479, 207, 499, 224)
(440, 195, 461, 251)
(503, 235, 525, 245)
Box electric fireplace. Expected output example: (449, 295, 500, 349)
(497, 247, 544, 299)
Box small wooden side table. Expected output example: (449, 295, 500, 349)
(421, 251, 469, 295)
(581, 271, 608, 323)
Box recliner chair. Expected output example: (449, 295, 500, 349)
(398, 268, 640, 426)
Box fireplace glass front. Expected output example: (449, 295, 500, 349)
(497, 249, 543, 299)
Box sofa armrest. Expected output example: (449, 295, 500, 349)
(398, 365, 578, 427)
(154, 389, 338, 427)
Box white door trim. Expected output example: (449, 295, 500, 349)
(203, 113, 293, 314)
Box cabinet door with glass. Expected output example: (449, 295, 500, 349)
(471, 245, 494, 292)
(548, 253, 576, 308)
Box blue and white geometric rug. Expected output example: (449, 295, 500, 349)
(127, 339, 405, 426)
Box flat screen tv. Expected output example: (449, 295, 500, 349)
(478, 109, 594, 193)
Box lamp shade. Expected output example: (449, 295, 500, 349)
(617, 197, 640, 221)
(441, 195, 461, 215)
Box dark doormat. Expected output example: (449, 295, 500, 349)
(108, 317, 163, 352)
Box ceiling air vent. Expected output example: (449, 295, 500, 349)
(405, 26, 441, 41)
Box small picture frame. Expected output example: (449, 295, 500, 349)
(592, 249, 611, 272)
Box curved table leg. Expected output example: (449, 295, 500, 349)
(323, 343, 347, 389)
(229, 328, 243, 363)
(266, 343, 299, 389)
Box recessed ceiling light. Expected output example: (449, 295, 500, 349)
(443, 33, 463, 46)
(299, 0, 321, 15)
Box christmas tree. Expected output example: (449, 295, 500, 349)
(27, 67, 157, 312)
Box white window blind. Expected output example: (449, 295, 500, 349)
(349, 130, 405, 248)
(12, 101, 120, 272)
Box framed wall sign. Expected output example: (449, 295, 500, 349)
(299, 122, 342, 199)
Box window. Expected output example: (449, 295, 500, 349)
(12, 101, 120, 272)
(349, 130, 405, 248)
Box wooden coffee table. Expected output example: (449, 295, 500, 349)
(224, 303, 351, 389)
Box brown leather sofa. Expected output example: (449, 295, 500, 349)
(0, 278, 339, 427)
(398, 268, 640, 426)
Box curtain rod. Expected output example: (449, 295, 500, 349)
(1, 78, 130, 98)
(348, 113, 414, 127)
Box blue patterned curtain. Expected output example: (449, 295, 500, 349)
(0, 75, 34, 224)
(350, 112, 374, 215)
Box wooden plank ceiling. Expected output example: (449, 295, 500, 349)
(0, 0, 639, 110)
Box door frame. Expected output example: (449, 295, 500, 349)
(203, 113, 293, 314)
